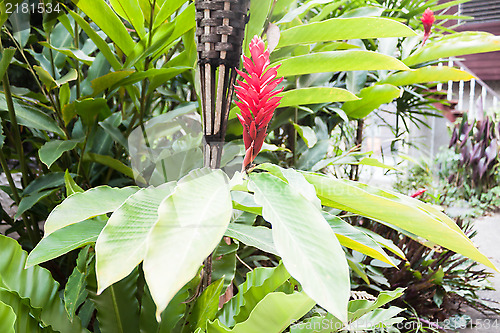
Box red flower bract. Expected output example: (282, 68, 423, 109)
(235, 35, 284, 171)
(421, 8, 435, 46)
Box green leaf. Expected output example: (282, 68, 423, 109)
(87, 266, 140, 333)
(292, 123, 317, 148)
(39, 140, 79, 168)
(0, 94, 65, 137)
(0, 235, 87, 332)
(34, 66, 78, 90)
(249, 171, 350, 322)
(23, 172, 66, 195)
(243, 0, 273, 57)
(143, 169, 232, 319)
(356, 226, 406, 260)
(67, 9, 122, 70)
(279, 87, 358, 108)
(218, 264, 290, 328)
(15, 188, 58, 219)
(277, 17, 416, 49)
(74, 98, 111, 127)
(0, 301, 15, 333)
(91, 70, 135, 96)
(324, 213, 396, 267)
(208, 292, 315, 333)
(153, 0, 188, 29)
(27, 218, 106, 267)
(71, 0, 136, 56)
(83, 152, 135, 178)
(302, 172, 497, 271)
(64, 170, 84, 196)
(39, 41, 95, 65)
(211, 241, 238, 291)
(96, 183, 176, 292)
(109, 0, 146, 39)
(403, 32, 500, 67)
(277, 51, 409, 77)
(185, 279, 224, 332)
(64, 247, 92, 320)
(380, 66, 474, 86)
(225, 224, 278, 256)
(342, 84, 400, 119)
(43, 186, 138, 235)
(348, 288, 405, 321)
(0, 47, 15, 82)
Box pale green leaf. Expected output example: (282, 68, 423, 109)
(342, 84, 400, 119)
(277, 17, 416, 49)
(225, 224, 277, 256)
(39, 140, 79, 168)
(277, 51, 410, 77)
(143, 169, 232, 319)
(279, 87, 359, 108)
(43, 186, 138, 235)
(380, 66, 474, 86)
(0, 301, 15, 333)
(249, 172, 350, 322)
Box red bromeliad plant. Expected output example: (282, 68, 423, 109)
(421, 8, 435, 46)
(235, 35, 284, 171)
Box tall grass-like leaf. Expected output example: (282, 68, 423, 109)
(249, 172, 350, 322)
(143, 169, 232, 319)
(208, 292, 315, 333)
(109, 0, 146, 38)
(0, 235, 87, 332)
(96, 183, 176, 293)
(277, 51, 409, 77)
(277, 17, 416, 49)
(301, 172, 497, 271)
(43, 186, 138, 235)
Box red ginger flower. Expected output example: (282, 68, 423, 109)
(235, 35, 284, 171)
(421, 8, 435, 46)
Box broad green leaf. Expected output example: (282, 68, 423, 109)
(208, 292, 315, 333)
(43, 186, 138, 235)
(74, 98, 111, 127)
(96, 183, 176, 292)
(277, 17, 416, 49)
(71, 0, 136, 56)
(279, 87, 359, 108)
(99, 113, 129, 151)
(293, 123, 317, 148)
(324, 213, 396, 267)
(403, 32, 500, 67)
(218, 264, 290, 328)
(380, 66, 474, 86)
(351, 306, 404, 330)
(249, 172, 350, 322)
(348, 288, 405, 321)
(277, 51, 409, 77)
(184, 279, 224, 332)
(301, 172, 497, 271)
(15, 188, 58, 219)
(0, 235, 86, 332)
(27, 218, 106, 267)
(277, 0, 337, 24)
(23, 172, 66, 195)
(34, 66, 78, 90)
(225, 224, 278, 256)
(342, 84, 400, 119)
(0, 47, 15, 82)
(87, 266, 140, 333)
(109, 0, 146, 38)
(0, 94, 65, 137)
(356, 227, 406, 260)
(83, 152, 135, 178)
(143, 169, 232, 319)
(68, 9, 122, 70)
(0, 301, 15, 333)
(231, 191, 262, 216)
(39, 42, 94, 65)
(91, 70, 135, 96)
(211, 241, 238, 291)
(39, 140, 79, 168)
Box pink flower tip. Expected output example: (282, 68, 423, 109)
(421, 8, 435, 46)
(235, 35, 283, 172)
(411, 189, 427, 198)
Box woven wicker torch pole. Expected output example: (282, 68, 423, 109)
(195, 0, 250, 169)
(195, 0, 250, 288)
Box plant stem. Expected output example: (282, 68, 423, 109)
(74, 16, 81, 99)
(0, 149, 37, 243)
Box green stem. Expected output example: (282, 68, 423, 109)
(74, 17, 81, 99)
(0, 149, 36, 243)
